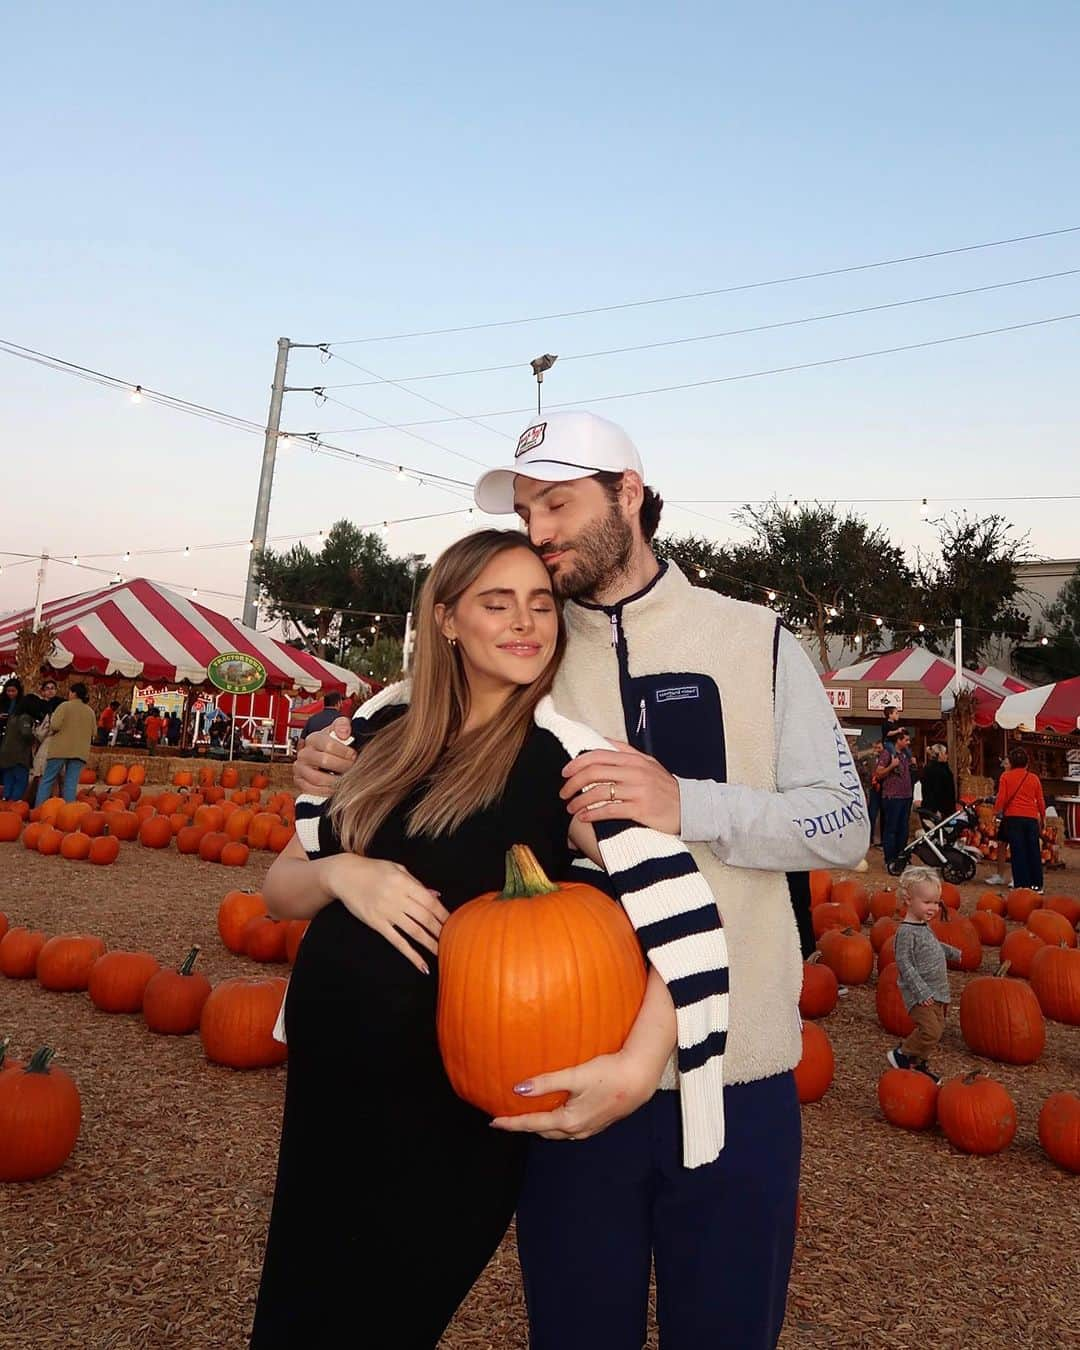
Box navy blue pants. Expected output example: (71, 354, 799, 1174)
(1003, 815, 1043, 890)
(516, 1072, 801, 1350)
(867, 786, 881, 843)
(881, 796, 912, 865)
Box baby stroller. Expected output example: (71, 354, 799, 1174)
(886, 803, 983, 883)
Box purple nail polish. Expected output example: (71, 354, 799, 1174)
(513, 1082, 533, 1096)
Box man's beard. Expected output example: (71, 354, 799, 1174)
(548, 500, 634, 601)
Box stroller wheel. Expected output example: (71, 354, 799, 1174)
(943, 856, 977, 885)
(886, 854, 907, 877)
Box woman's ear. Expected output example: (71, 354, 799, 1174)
(434, 602, 456, 641)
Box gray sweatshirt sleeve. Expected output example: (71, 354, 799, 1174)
(893, 924, 934, 1005)
(676, 627, 869, 871)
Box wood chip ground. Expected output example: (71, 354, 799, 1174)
(1, 821, 1077, 1348)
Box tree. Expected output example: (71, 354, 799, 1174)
(657, 502, 914, 668)
(903, 513, 1033, 666)
(1014, 563, 1080, 680)
(254, 522, 426, 662)
(344, 637, 405, 684)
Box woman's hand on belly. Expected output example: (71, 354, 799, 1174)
(328, 854, 450, 976)
(488, 1050, 657, 1141)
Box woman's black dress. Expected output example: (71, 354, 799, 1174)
(251, 709, 575, 1348)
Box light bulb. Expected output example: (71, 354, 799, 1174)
(767, 591, 777, 602)
(1041, 636, 1049, 646)
(370, 625, 377, 634)
(183, 545, 190, 557)
(374, 614, 381, 623)
(314, 607, 321, 616)
(130, 385, 142, 403)
(918, 623, 926, 633)
(827, 607, 837, 618)
(246, 540, 254, 552)
(697, 567, 707, 580)
(875, 616, 884, 627)
(191, 587, 198, 599)
(396, 466, 405, 481)
(72, 555, 79, 566)
(920, 498, 929, 517)
(854, 635, 862, 646)
(123, 551, 131, 562)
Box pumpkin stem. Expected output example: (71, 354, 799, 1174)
(499, 844, 559, 898)
(996, 961, 1012, 978)
(26, 1046, 56, 1075)
(179, 945, 202, 976)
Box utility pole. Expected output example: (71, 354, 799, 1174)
(32, 552, 49, 632)
(953, 617, 963, 694)
(242, 337, 291, 628)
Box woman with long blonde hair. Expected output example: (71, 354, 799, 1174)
(251, 530, 680, 1349)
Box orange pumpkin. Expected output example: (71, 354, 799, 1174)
(1005, 888, 1042, 923)
(0, 927, 48, 978)
(798, 953, 838, 1019)
(172, 770, 194, 788)
(198, 831, 229, 863)
(938, 881, 961, 910)
(36, 935, 107, 991)
(811, 902, 860, 940)
(218, 890, 268, 954)
(133, 802, 155, 825)
(1000, 927, 1046, 979)
(869, 915, 899, 952)
(143, 946, 213, 1035)
(247, 812, 282, 850)
(793, 1022, 834, 1104)
(176, 825, 206, 855)
(203, 785, 226, 805)
(59, 831, 91, 862)
(21, 823, 44, 852)
(155, 791, 183, 816)
(1038, 1091, 1080, 1173)
(437, 846, 647, 1118)
(198, 765, 216, 788)
(56, 801, 90, 833)
(877, 933, 896, 973)
(817, 927, 874, 985)
(194, 804, 226, 834)
(79, 810, 109, 838)
(1043, 894, 1080, 929)
(1027, 909, 1077, 949)
(808, 870, 832, 907)
(830, 879, 869, 924)
(878, 1067, 938, 1130)
(959, 963, 1045, 1064)
(105, 764, 128, 787)
(0, 1047, 82, 1181)
(127, 763, 146, 786)
(109, 811, 140, 842)
(267, 823, 294, 854)
(139, 816, 173, 849)
(0, 813, 21, 844)
(36, 825, 64, 856)
(285, 919, 310, 964)
(1029, 944, 1080, 1025)
(220, 766, 240, 790)
(243, 915, 290, 962)
(875, 964, 915, 1037)
(220, 841, 250, 868)
(225, 808, 254, 841)
(78, 766, 97, 785)
(937, 1071, 1017, 1155)
(970, 910, 1007, 947)
(251, 773, 270, 791)
(88, 834, 120, 866)
(1, 800, 29, 821)
(88, 951, 161, 1013)
(869, 889, 898, 921)
(929, 910, 982, 971)
(166, 811, 187, 836)
(200, 977, 288, 1068)
(976, 891, 1007, 917)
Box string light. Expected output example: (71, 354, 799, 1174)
(397, 466, 405, 480)
(71, 555, 79, 566)
(697, 567, 707, 579)
(130, 385, 142, 404)
(123, 550, 131, 563)
(827, 606, 838, 618)
(313, 607, 321, 616)
(918, 623, 926, 632)
(182, 545, 190, 557)
(920, 498, 929, 517)
(767, 590, 777, 602)
(190, 587, 198, 599)
(875, 616, 884, 626)
(1041, 636, 1049, 646)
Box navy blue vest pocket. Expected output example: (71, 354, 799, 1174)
(628, 674, 726, 782)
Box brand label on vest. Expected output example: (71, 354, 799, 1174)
(655, 685, 700, 703)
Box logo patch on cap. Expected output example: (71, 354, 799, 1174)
(515, 422, 546, 458)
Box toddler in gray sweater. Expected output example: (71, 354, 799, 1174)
(886, 866, 961, 1085)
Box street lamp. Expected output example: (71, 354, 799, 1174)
(530, 354, 558, 415)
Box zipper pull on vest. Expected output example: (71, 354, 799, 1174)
(636, 698, 647, 736)
(610, 613, 619, 648)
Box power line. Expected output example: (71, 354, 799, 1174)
(318, 310, 1080, 433)
(669, 494, 1080, 507)
(314, 267, 1080, 388)
(318, 224, 1080, 345)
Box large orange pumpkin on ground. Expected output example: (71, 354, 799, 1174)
(0, 813, 22, 844)
(218, 890, 268, 954)
(243, 916, 290, 962)
(0, 927, 48, 978)
(109, 811, 140, 842)
(198, 831, 229, 863)
(811, 902, 860, 940)
(56, 801, 90, 833)
(36, 935, 107, 992)
(937, 1071, 1017, 1155)
(798, 953, 838, 1019)
(878, 1067, 937, 1130)
(970, 910, 1007, 947)
(105, 764, 128, 787)
(436, 845, 647, 1118)
(267, 823, 294, 853)
(172, 770, 194, 788)
(220, 841, 250, 867)
(21, 822, 44, 852)
(869, 915, 899, 952)
(248, 812, 283, 850)
(976, 891, 1007, 916)
(959, 963, 1045, 1064)
(176, 825, 206, 855)
(808, 870, 832, 907)
(194, 804, 226, 834)
(869, 889, 898, 921)
(79, 810, 109, 838)
(36, 825, 64, 856)
(143, 947, 212, 1035)
(127, 763, 146, 786)
(88, 835, 120, 866)
(1000, 927, 1045, 979)
(155, 791, 183, 816)
(1038, 1092, 1080, 1173)
(1029, 944, 1080, 1025)
(88, 951, 161, 1013)
(793, 1022, 834, 1104)
(1006, 888, 1042, 923)
(938, 881, 962, 910)
(139, 816, 173, 850)
(0, 1047, 82, 1181)
(1027, 909, 1077, 949)
(929, 910, 982, 971)
(875, 964, 915, 1037)
(78, 766, 97, 785)
(200, 977, 288, 1068)
(1043, 894, 1080, 929)
(59, 831, 91, 861)
(817, 927, 874, 985)
(225, 808, 254, 842)
(221, 766, 240, 790)
(830, 879, 869, 924)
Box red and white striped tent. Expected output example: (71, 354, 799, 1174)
(995, 676, 1080, 733)
(823, 647, 1030, 727)
(0, 577, 364, 695)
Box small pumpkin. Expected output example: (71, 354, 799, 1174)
(1038, 1091, 1080, 1173)
(437, 846, 647, 1117)
(36, 825, 64, 856)
(1029, 944, 1080, 1025)
(959, 962, 1045, 1064)
(937, 1071, 1017, 1155)
(176, 825, 206, 855)
(127, 763, 146, 786)
(878, 1067, 938, 1130)
(938, 881, 962, 910)
(976, 891, 1007, 917)
(21, 822, 45, 851)
(59, 831, 91, 861)
(868, 889, 898, 921)
(0, 812, 23, 844)
(830, 879, 869, 924)
(1000, 927, 1046, 979)
(0, 1047, 82, 1181)
(243, 915, 290, 962)
(218, 890, 268, 954)
(1027, 909, 1077, 949)
(138, 816, 173, 850)
(817, 927, 874, 985)
(793, 1022, 834, 1104)
(875, 964, 915, 1037)
(143, 946, 213, 1035)
(105, 764, 129, 786)
(79, 810, 109, 838)
(109, 810, 140, 842)
(78, 766, 97, 785)
(88, 950, 161, 1013)
(811, 902, 860, 940)
(267, 823, 294, 853)
(194, 804, 226, 834)
(172, 770, 194, 788)
(56, 801, 90, 833)
(200, 977, 288, 1068)
(798, 953, 838, 1019)
(869, 915, 899, 952)
(929, 909, 982, 972)
(220, 766, 240, 790)
(88, 834, 120, 866)
(1005, 888, 1042, 923)
(198, 831, 229, 863)
(0, 926, 48, 978)
(1043, 894, 1080, 929)
(155, 791, 183, 816)
(877, 933, 896, 973)
(248, 811, 284, 850)
(37, 934, 107, 991)
(220, 841, 250, 868)
(251, 772, 270, 791)
(808, 870, 832, 907)
(969, 910, 1007, 947)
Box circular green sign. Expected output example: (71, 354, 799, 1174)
(207, 652, 267, 695)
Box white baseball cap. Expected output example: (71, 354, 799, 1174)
(473, 410, 645, 515)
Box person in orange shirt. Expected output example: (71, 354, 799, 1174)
(995, 747, 1047, 893)
(144, 707, 166, 755)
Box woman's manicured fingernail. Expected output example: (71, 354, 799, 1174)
(420, 963, 430, 975)
(513, 1082, 533, 1096)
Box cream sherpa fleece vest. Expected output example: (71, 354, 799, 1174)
(553, 564, 803, 1085)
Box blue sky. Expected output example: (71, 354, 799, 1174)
(3, 2, 1078, 622)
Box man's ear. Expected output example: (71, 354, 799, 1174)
(620, 469, 645, 514)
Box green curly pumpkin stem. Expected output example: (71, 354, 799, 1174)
(179, 946, 201, 976)
(27, 1046, 56, 1075)
(499, 844, 559, 899)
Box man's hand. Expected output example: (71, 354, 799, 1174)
(560, 740, 681, 835)
(294, 718, 357, 795)
(489, 1051, 654, 1141)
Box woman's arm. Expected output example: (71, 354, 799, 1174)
(263, 833, 351, 920)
